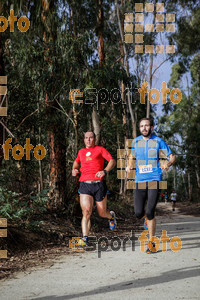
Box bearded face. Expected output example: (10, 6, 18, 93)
(139, 120, 153, 138)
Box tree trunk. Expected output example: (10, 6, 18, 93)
(97, 0, 105, 67)
(116, 0, 137, 196)
(92, 108, 100, 145)
(0, 41, 4, 166)
(182, 173, 188, 200)
(188, 172, 192, 202)
(173, 165, 176, 190)
(0, 2, 5, 166)
(42, 0, 66, 211)
(37, 101, 43, 192)
(146, 0, 156, 118)
(116, 0, 136, 138)
(195, 168, 200, 189)
(48, 128, 66, 210)
(72, 102, 78, 154)
(94, 0, 105, 144)
(146, 53, 153, 118)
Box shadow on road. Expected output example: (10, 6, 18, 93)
(32, 265, 200, 300)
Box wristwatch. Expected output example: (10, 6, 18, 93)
(103, 169, 108, 176)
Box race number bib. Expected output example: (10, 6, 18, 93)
(139, 164, 153, 173)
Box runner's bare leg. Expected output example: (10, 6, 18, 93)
(96, 195, 112, 219)
(80, 194, 94, 236)
(147, 218, 156, 240)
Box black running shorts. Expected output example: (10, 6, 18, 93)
(134, 181, 160, 220)
(79, 181, 107, 202)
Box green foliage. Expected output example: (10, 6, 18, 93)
(1, 0, 199, 213)
(0, 186, 48, 221)
(169, 62, 187, 87)
(190, 54, 200, 81)
(175, 5, 200, 57)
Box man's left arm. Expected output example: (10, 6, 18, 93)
(161, 153, 176, 171)
(95, 159, 116, 178)
(104, 159, 116, 173)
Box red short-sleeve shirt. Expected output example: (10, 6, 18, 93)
(75, 146, 113, 181)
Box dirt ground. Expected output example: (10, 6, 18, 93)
(0, 201, 199, 280)
(0, 201, 200, 300)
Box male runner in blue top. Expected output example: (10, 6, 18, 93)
(126, 118, 176, 253)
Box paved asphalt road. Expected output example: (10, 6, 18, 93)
(0, 203, 200, 300)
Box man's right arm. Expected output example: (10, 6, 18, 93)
(72, 161, 80, 176)
(161, 153, 176, 171)
(126, 154, 136, 173)
(126, 139, 136, 173)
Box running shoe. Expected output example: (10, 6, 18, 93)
(109, 211, 117, 230)
(146, 241, 156, 254)
(144, 217, 148, 231)
(78, 238, 88, 248)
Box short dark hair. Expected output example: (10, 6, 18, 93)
(139, 118, 154, 127)
(84, 131, 96, 139)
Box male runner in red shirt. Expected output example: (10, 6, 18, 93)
(72, 131, 116, 247)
